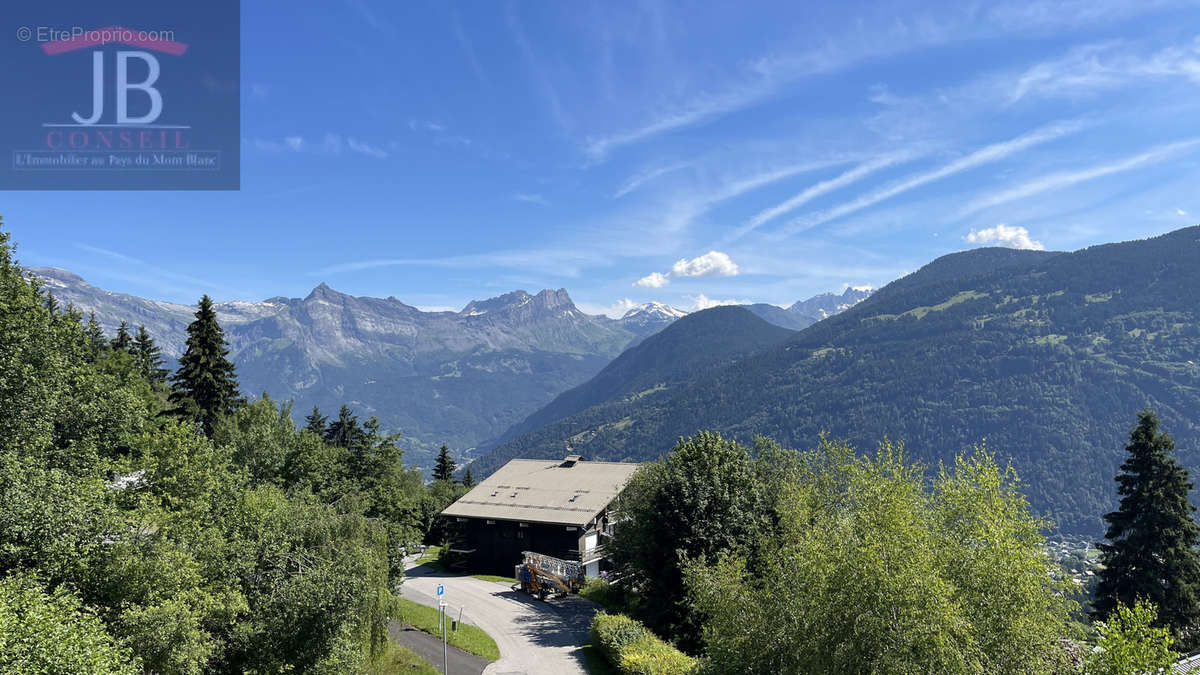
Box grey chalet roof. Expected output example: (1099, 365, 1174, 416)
(442, 457, 640, 527)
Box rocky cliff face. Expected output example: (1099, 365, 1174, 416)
(31, 266, 870, 468)
(30, 268, 636, 466)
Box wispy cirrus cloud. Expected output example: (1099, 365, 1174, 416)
(725, 152, 918, 244)
(645, 156, 851, 236)
(959, 137, 1200, 217)
(1010, 38, 1200, 103)
(249, 133, 390, 159)
(614, 161, 695, 198)
(771, 120, 1084, 238)
(514, 193, 549, 206)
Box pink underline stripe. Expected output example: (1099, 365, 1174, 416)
(40, 26, 188, 57)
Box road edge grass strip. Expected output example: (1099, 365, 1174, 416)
(367, 641, 440, 675)
(472, 573, 517, 584)
(391, 596, 501, 662)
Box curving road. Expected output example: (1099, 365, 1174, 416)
(400, 559, 599, 675)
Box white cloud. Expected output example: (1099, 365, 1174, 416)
(773, 120, 1083, 238)
(959, 138, 1200, 217)
(284, 136, 304, 151)
(965, 224, 1045, 250)
(636, 251, 739, 288)
(671, 251, 739, 278)
(1177, 208, 1189, 216)
(514, 193, 549, 206)
(688, 293, 752, 311)
(578, 298, 643, 318)
(634, 272, 669, 288)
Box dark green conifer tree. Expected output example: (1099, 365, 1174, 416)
(433, 444, 457, 482)
(83, 312, 107, 359)
(1096, 410, 1200, 647)
(324, 405, 365, 450)
(111, 320, 133, 353)
(304, 405, 328, 435)
(169, 295, 242, 437)
(133, 324, 167, 384)
(461, 467, 475, 488)
(43, 293, 58, 315)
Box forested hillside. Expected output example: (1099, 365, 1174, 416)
(481, 228, 1200, 534)
(477, 306, 795, 460)
(0, 225, 466, 671)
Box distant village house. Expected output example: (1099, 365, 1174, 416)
(440, 455, 639, 576)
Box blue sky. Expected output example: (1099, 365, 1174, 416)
(5, 0, 1200, 316)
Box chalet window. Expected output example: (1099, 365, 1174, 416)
(519, 522, 528, 528)
(486, 520, 496, 525)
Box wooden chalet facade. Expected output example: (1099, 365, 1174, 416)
(440, 455, 639, 576)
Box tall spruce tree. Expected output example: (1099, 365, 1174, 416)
(461, 467, 475, 488)
(111, 320, 133, 353)
(1095, 410, 1200, 647)
(433, 444, 457, 482)
(169, 295, 242, 437)
(83, 312, 107, 360)
(133, 325, 167, 384)
(324, 405, 365, 450)
(304, 406, 328, 435)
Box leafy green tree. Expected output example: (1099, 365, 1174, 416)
(420, 479, 468, 545)
(0, 572, 140, 674)
(213, 396, 295, 485)
(461, 466, 475, 488)
(1086, 600, 1178, 675)
(607, 431, 765, 646)
(0, 223, 407, 672)
(132, 324, 168, 384)
(433, 444, 457, 482)
(1095, 411, 1200, 647)
(169, 295, 242, 437)
(304, 405, 328, 435)
(686, 439, 1078, 674)
(111, 320, 133, 353)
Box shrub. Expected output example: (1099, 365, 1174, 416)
(590, 612, 695, 675)
(619, 634, 696, 675)
(591, 612, 648, 664)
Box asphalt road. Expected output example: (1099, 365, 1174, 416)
(401, 560, 599, 675)
(388, 620, 488, 675)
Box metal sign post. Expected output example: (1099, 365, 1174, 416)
(436, 584, 447, 674)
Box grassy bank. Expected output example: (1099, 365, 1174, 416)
(390, 596, 501, 662)
(368, 641, 440, 675)
(415, 545, 517, 584)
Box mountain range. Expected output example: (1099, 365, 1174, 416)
(32, 267, 866, 467)
(473, 227, 1200, 535)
